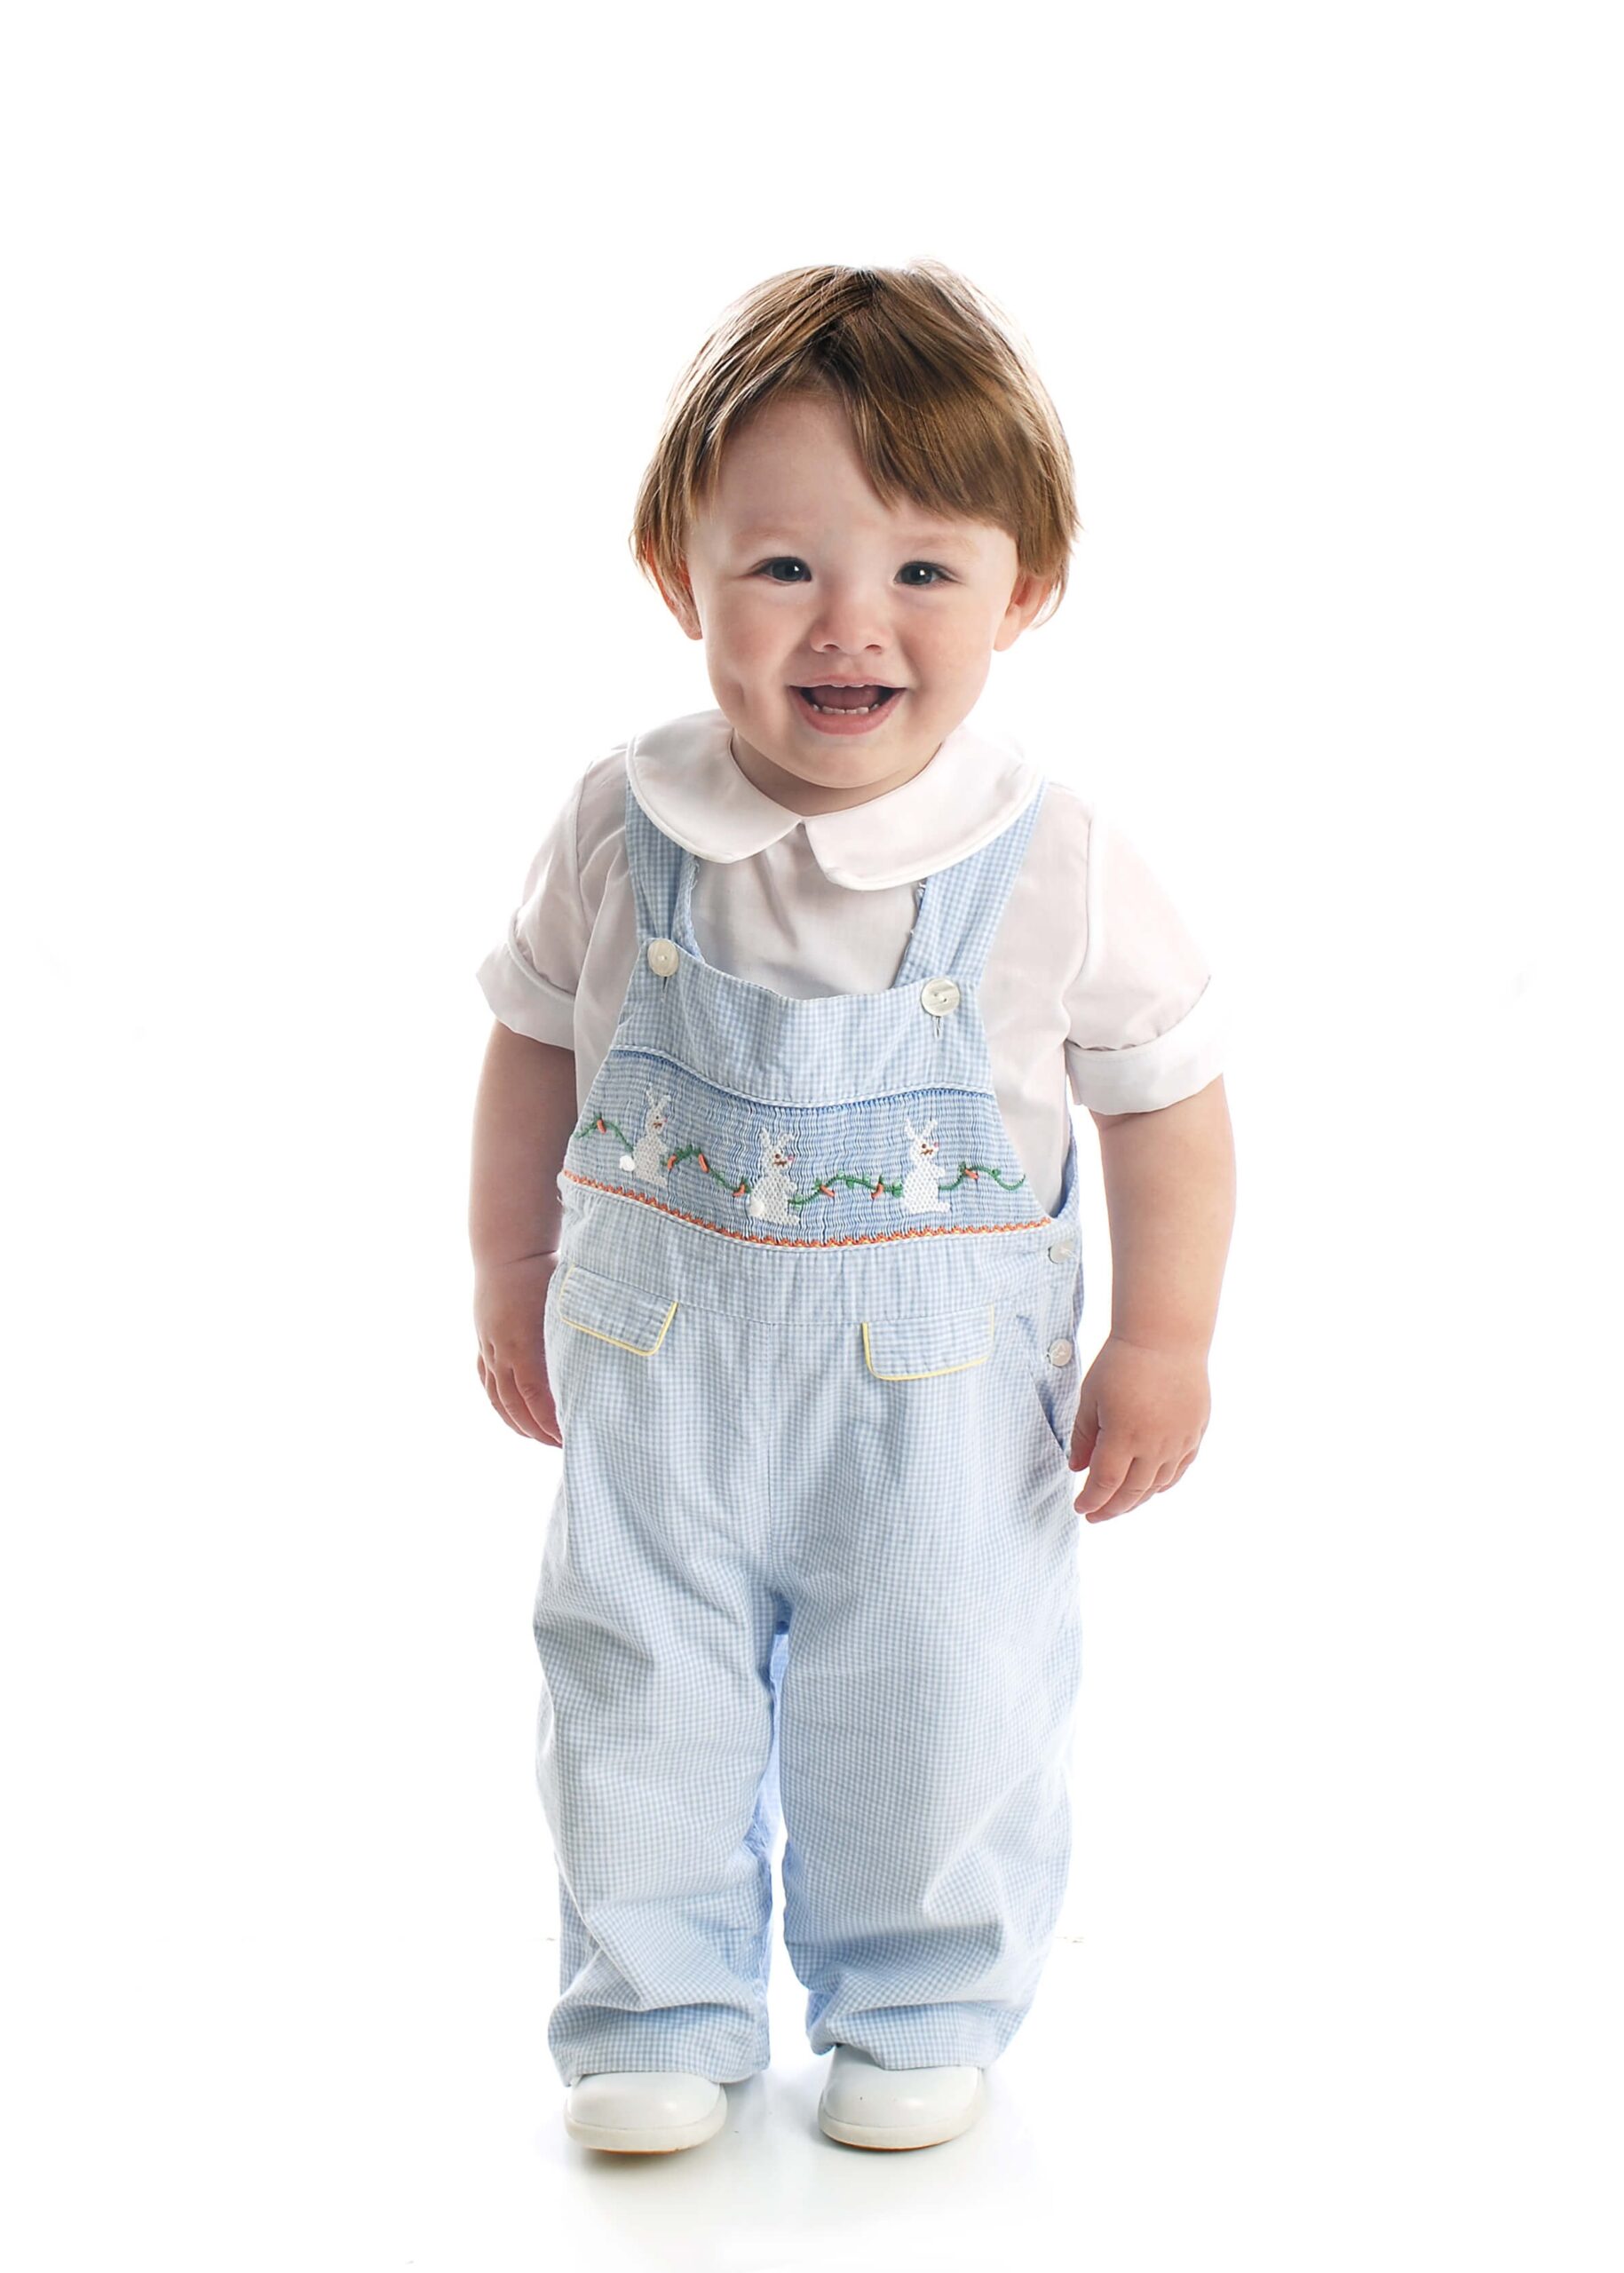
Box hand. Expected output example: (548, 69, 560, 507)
(1067, 1333, 1210, 1522)
(474, 1254, 561, 1446)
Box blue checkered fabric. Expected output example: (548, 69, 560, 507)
(532, 768, 1087, 2086)
(560, 776, 1053, 1245)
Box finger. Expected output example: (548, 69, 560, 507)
(511, 1366, 561, 1448)
(1081, 1451, 1161, 1522)
(1068, 1408, 1099, 1474)
(477, 1352, 523, 1437)
(495, 1366, 549, 1441)
(479, 1354, 528, 1438)
(1075, 1441, 1134, 1518)
(479, 1350, 544, 1441)
(1105, 1445, 1196, 1513)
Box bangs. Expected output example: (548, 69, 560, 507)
(631, 261, 1081, 627)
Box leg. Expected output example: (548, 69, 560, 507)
(774, 1315, 1083, 2071)
(534, 1303, 780, 2088)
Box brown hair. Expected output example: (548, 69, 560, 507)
(630, 260, 1081, 630)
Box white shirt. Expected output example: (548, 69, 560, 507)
(476, 706, 1224, 1217)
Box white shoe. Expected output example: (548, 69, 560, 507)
(817, 2047, 986, 2150)
(564, 2070, 729, 2153)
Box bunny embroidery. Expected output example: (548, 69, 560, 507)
(746, 1129, 797, 1224)
(619, 1085, 673, 1186)
(900, 1118, 949, 1214)
(529, 717, 1083, 2085)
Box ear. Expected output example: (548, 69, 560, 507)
(993, 568, 1054, 653)
(657, 556, 702, 641)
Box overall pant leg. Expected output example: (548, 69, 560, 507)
(534, 1285, 781, 2087)
(773, 1304, 1083, 2071)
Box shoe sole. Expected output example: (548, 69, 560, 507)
(565, 2087, 728, 2154)
(818, 2074, 986, 2150)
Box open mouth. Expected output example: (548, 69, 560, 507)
(792, 685, 905, 717)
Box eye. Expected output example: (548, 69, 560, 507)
(753, 558, 954, 587)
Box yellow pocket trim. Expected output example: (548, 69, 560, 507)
(556, 1264, 678, 1357)
(860, 1305, 996, 1381)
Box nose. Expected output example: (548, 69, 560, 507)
(806, 574, 893, 666)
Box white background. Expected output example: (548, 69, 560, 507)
(5, 4, 1620, 2267)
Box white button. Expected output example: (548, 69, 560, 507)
(1048, 1238, 1075, 1262)
(646, 938, 679, 977)
(1047, 1338, 1075, 1367)
(920, 976, 961, 1016)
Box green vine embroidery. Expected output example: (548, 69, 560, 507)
(572, 1092, 1026, 1224)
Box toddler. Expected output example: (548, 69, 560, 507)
(468, 260, 1236, 2157)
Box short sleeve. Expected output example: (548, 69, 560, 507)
(473, 773, 590, 1049)
(1063, 809, 1226, 1113)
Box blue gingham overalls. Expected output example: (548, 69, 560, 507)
(533, 769, 1086, 2087)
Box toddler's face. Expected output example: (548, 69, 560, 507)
(662, 392, 1050, 813)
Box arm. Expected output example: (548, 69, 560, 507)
(1090, 1074, 1235, 1356)
(469, 1022, 579, 1443)
(1070, 1074, 1237, 1520)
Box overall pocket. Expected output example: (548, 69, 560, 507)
(860, 1301, 996, 1380)
(1002, 1303, 1081, 1458)
(543, 1262, 680, 1437)
(553, 1262, 679, 1354)
(858, 1297, 1076, 1472)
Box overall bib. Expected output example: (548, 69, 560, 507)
(534, 771, 1086, 2087)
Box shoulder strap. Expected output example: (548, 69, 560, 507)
(892, 780, 1048, 991)
(622, 768, 686, 944)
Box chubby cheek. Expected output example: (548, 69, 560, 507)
(709, 596, 787, 677)
(913, 599, 994, 679)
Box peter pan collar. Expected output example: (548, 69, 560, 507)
(623, 705, 1040, 891)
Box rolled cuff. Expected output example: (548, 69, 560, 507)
(1065, 974, 1226, 1114)
(474, 927, 577, 1051)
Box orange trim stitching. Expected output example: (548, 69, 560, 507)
(561, 1170, 1052, 1244)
